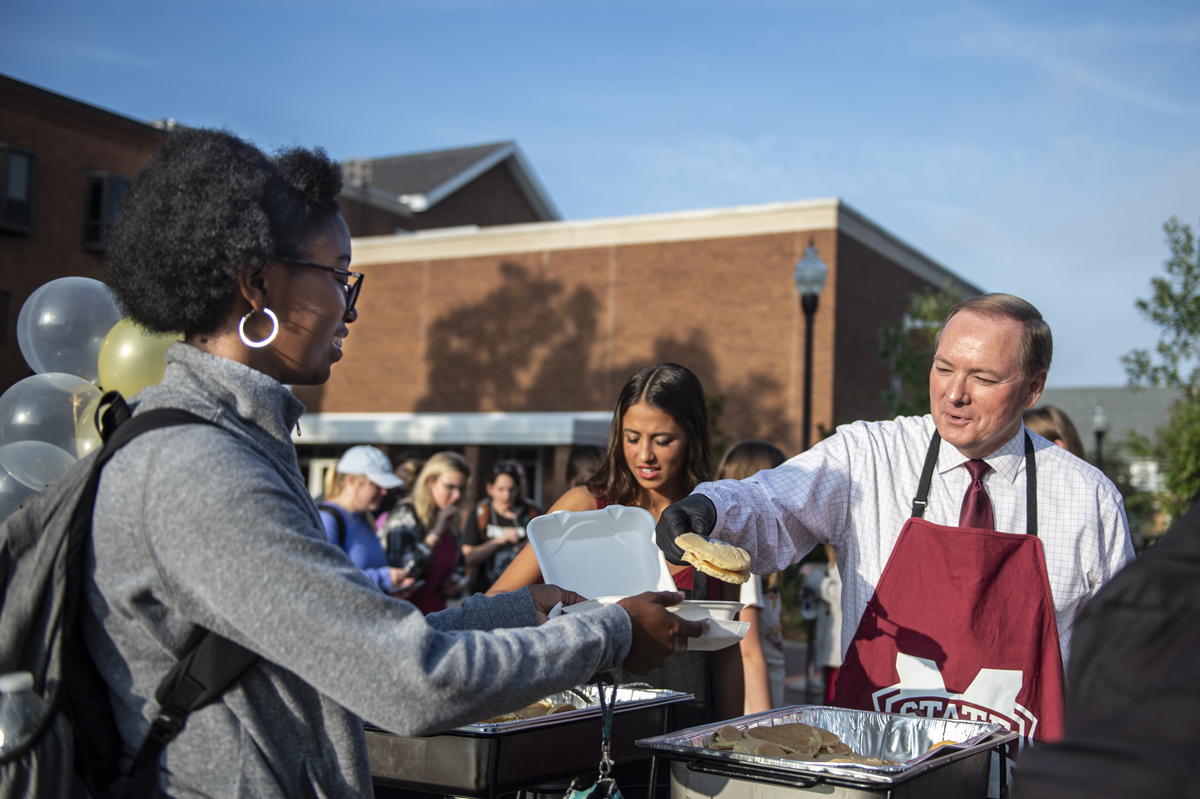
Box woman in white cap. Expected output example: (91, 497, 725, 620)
(320, 445, 414, 596)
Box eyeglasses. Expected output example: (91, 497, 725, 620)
(278, 256, 364, 313)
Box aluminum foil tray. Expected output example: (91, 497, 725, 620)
(636, 705, 1018, 787)
(367, 686, 693, 797)
(456, 684, 689, 734)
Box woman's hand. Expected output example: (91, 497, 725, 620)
(431, 504, 460, 536)
(438, 573, 469, 598)
(388, 568, 421, 599)
(528, 584, 587, 624)
(618, 591, 706, 674)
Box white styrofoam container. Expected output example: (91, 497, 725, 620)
(526, 505, 676, 598)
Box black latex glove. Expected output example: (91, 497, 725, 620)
(655, 494, 717, 565)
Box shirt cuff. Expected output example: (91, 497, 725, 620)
(693, 481, 731, 537)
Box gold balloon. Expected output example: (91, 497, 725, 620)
(74, 391, 104, 458)
(96, 319, 183, 399)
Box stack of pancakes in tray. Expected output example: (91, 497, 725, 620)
(482, 700, 578, 724)
(707, 722, 895, 766)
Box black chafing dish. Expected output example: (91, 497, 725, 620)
(636, 706, 1019, 798)
(367, 686, 693, 798)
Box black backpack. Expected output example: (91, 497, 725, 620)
(1013, 500, 1200, 798)
(0, 394, 258, 799)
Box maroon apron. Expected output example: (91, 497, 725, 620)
(832, 432, 1065, 796)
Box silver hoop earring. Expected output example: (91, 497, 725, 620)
(239, 308, 279, 348)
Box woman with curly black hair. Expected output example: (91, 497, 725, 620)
(88, 129, 701, 797)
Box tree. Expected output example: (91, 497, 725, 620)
(1122, 217, 1200, 517)
(877, 285, 961, 418)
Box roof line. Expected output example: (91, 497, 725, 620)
(836, 200, 982, 296)
(504, 144, 561, 221)
(415, 141, 560, 221)
(0, 72, 167, 137)
(349, 197, 979, 299)
(338, 183, 414, 218)
(423, 142, 515, 207)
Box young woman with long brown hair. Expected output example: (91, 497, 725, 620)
(489, 363, 744, 726)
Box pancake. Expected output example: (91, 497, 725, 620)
(744, 722, 824, 757)
(676, 534, 752, 584)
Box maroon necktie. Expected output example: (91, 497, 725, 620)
(959, 460, 994, 530)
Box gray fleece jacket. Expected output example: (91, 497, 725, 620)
(83, 344, 632, 798)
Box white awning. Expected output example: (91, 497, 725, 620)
(293, 411, 613, 447)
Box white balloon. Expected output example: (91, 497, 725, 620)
(16, 277, 122, 382)
(0, 461, 38, 521)
(0, 373, 104, 455)
(0, 441, 76, 490)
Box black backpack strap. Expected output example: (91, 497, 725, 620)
(61, 401, 259, 796)
(318, 503, 348, 549)
(125, 633, 260, 797)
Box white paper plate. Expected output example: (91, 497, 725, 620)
(560, 597, 750, 651)
(562, 597, 744, 620)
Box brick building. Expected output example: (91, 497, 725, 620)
(292, 200, 981, 506)
(0, 74, 166, 393)
(338, 142, 560, 236)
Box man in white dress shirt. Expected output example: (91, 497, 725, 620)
(656, 293, 1134, 795)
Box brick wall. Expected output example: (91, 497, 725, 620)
(831, 231, 936, 427)
(0, 77, 165, 393)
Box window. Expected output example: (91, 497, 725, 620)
(0, 146, 35, 233)
(82, 172, 130, 251)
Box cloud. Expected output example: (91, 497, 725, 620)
(938, 2, 1200, 119)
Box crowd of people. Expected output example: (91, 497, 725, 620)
(63, 125, 1182, 798)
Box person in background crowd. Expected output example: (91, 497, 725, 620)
(656, 294, 1133, 796)
(373, 453, 426, 537)
(1024, 405, 1086, 459)
(319, 445, 415, 596)
(566, 444, 605, 488)
(490, 363, 744, 728)
(462, 460, 542, 596)
(385, 452, 471, 615)
(91, 128, 703, 796)
(714, 440, 788, 713)
(393, 453, 426, 500)
(800, 545, 842, 705)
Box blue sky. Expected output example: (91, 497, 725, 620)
(3, 0, 1198, 387)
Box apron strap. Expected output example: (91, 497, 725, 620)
(910, 431, 943, 519)
(911, 430, 1039, 537)
(1023, 430, 1038, 538)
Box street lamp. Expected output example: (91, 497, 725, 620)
(794, 242, 828, 452)
(1092, 403, 1109, 472)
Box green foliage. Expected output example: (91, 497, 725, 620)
(877, 285, 960, 418)
(1159, 390, 1200, 517)
(1122, 218, 1200, 388)
(1123, 217, 1200, 517)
